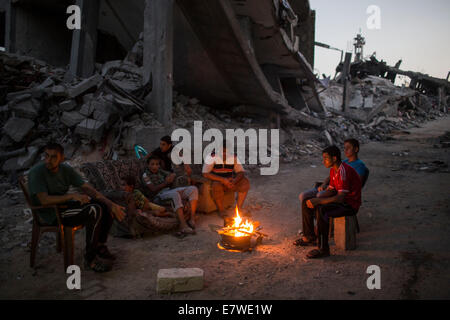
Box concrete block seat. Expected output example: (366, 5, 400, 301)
(195, 177, 235, 214)
(331, 168, 370, 251)
(333, 215, 358, 250)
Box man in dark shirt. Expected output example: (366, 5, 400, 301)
(150, 136, 174, 172)
(149, 135, 193, 176)
(28, 143, 126, 272)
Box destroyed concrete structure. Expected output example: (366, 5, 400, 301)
(336, 54, 450, 105)
(0, 0, 323, 126)
(0, 1, 449, 178)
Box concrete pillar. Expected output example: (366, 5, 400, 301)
(143, 0, 173, 125)
(341, 52, 352, 112)
(438, 86, 446, 113)
(68, 0, 100, 79)
(4, 0, 15, 53)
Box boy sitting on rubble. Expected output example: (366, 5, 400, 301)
(142, 155, 198, 236)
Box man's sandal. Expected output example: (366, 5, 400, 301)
(85, 257, 113, 273)
(306, 249, 330, 259)
(181, 227, 196, 235)
(293, 238, 316, 247)
(173, 231, 187, 239)
(187, 220, 196, 230)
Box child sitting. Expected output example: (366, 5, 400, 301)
(122, 176, 170, 218)
(142, 155, 198, 236)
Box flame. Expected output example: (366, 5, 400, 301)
(232, 206, 254, 237)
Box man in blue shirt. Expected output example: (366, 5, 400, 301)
(294, 138, 369, 246)
(342, 139, 369, 186)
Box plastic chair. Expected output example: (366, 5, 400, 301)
(19, 176, 83, 271)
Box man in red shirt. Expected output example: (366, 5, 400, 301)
(297, 145, 362, 259)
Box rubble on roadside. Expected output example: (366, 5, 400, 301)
(0, 51, 163, 175)
(319, 76, 448, 145)
(390, 159, 449, 173)
(1, 42, 449, 179)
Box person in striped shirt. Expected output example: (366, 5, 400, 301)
(202, 141, 250, 218)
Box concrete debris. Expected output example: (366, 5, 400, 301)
(67, 74, 103, 98)
(59, 99, 77, 112)
(319, 84, 343, 111)
(35, 77, 54, 91)
(125, 32, 144, 67)
(364, 95, 374, 109)
(51, 85, 67, 97)
(75, 119, 106, 142)
(3, 117, 35, 143)
(83, 93, 94, 104)
(323, 130, 334, 146)
(0, 50, 165, 175)
(0, 32, 448, 177)
(79, 102, 95, 117)
(0, 148, 27, 161)
(10, 98, 40, 119)
(2, 146, 39, 172)
(60, 111, 86, 128)
(348, 90, 364, 109)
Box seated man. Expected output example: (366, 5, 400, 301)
(294, 138, 368, 246)
(142, 155, 198, 236)
(28, 143, 126, 272)
(343, 138, 369, 187)
(297, 146, 362, 259)
(202, 140, 250, 218)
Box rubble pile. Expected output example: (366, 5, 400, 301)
(0, 43, 448, 178)
(319, 76, 448, 144)
(0, 51, 163, 176)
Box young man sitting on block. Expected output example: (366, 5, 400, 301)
(297, 146, 362, 259)
(294, 138, 368, 246)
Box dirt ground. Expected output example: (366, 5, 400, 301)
(0, 116, 449, 300)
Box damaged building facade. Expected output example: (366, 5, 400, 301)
(0, 0, 321, 123)
(0, 0, 448, 176)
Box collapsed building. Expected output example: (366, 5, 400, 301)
(0, 0, 321, 120)
(0, 0, 449, 178)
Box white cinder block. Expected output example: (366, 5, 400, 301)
(157, 268, 204, 294)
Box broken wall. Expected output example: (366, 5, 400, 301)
(173, 4, 240, 107)
(3, 0, 144, 68)
(98, 0, 144, 52)
(9, 1, 73, 67)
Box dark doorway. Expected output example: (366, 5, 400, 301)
(96, 29, 127, 64)
(0, 11, 5, 48)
